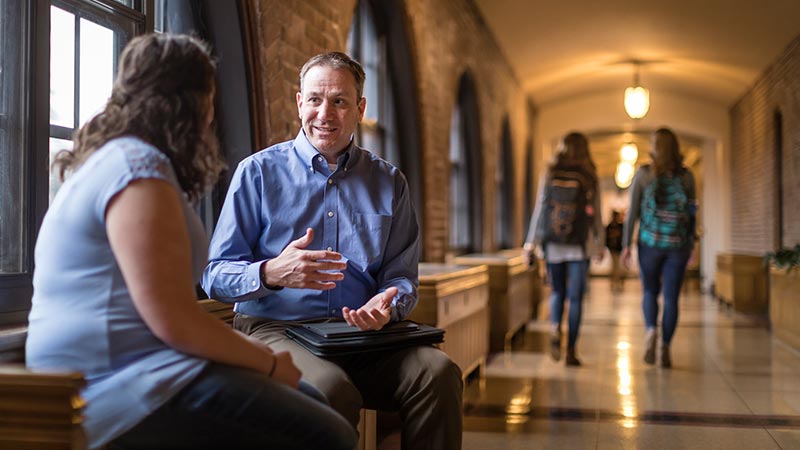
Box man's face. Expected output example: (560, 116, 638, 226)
(296, 65, 366, 158)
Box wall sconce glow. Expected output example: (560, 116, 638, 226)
(615, 161, 635, 189)
(620, 143, 639, 163)
(624, 86, 649, 119)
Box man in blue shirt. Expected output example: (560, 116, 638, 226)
(203, 52, 462, 450)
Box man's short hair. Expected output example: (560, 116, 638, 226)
(299, 52, 366, 100)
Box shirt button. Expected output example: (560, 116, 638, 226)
(327, 246, 333, 251)
(327, 179, 333, 185)
(251, 280, 257, 287)
(327, 211, 334, 217)
(331, 309, 336, 314)
(318, 156, 324, 162)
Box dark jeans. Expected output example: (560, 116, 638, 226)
(547, 260, 588, 348)
(109, 363, 357, 450)
(637, 243, 692, 345)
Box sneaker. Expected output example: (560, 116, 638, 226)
(550, 332, 562, 362)
(660, 345, 672, 368)
(644, 329, 657, 365)
(565, 347, 581, 366)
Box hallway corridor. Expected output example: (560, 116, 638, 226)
(461, 278, 800, 450)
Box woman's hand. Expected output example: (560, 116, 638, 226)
(270, 351, 301, 388)
(621, 247, 632, 269)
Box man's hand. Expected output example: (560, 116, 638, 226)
(342, 286, 398, 331)
(263, 228, 347, 290)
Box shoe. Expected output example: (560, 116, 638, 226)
(660, 345, 672, 368)
(644, 329, 657, 365)
(565, 347, 581, 366)
(549, 332, 562, 362)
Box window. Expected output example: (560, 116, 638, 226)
(449, 105, 470, 252)
(774, 109, 784, 250)
(347, 0, 424, 250)
(49, 0, 142, 200)
(348, 0, 397, 164)
(0, 0, 145, 326)
(522, 138, 534, 240)
(448, 72, 483, 256)
(495, 118, 514, 249)
(156, 1, 255, 239)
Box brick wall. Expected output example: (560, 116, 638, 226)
(246, 0, 531, 262)
(730, 34, 800, 253)
(405, 0, 529, 261)
(245, 0, 356, 148)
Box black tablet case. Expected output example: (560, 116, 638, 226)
(285, 320, 444, 357)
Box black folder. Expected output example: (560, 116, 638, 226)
(285, 320, 444, 357)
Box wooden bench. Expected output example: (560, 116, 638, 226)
(499, 248, 542, 319)
(410, 263, 490, 381)
(454, 252, 532, 353)
(0, 365, 87, 450)
(715, 253, 768, 313)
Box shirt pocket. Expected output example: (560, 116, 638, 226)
(342, 213, 392, 272)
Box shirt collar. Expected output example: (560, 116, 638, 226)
(293, 130, 359, 172)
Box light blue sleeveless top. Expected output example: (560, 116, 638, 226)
(26, 137, 209, 449)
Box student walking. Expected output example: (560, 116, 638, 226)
(524, 132, 604, 367)
(622, 127, 697, 368)
(606, 210, 625, 291)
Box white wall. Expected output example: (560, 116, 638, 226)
(534, 90, 732, 291)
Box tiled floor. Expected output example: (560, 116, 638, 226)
(460, 277, 800, 450)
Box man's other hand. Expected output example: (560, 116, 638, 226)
(342, 286, 398, 331)
(263, 228, 346, 290)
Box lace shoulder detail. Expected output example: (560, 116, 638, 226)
(116, 137, 177, 185)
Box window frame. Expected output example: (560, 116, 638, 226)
(49, 0, 144, 139)
(448, 72, 483, 256)
(0, 0, 147, 326)
(522, 138, 535, 241)
(347, 0, 424, 256)
(495, 117, 514, 250)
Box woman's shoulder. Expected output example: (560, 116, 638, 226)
(94, 136, 176, 184)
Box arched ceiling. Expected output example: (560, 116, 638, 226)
(474, 0, 800, 107)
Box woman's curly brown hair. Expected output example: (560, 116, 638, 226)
(53, 33, 226, 201)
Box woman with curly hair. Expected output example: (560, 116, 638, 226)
(26, 33, 355, 450)
(622, 127, 697, 368)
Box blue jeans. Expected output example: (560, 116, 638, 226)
(109, 363, 357, 450)
(547, 260, 588, 348)
(637, 243, 692, 345)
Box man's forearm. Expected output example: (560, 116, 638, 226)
(202, 259, 274, 303)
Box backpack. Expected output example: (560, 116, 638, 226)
(542, 169, 591, 246)
(639, 172, 690, 249)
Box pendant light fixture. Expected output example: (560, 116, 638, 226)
(615, 142, 638, 189)
(624, 62, 649, 119)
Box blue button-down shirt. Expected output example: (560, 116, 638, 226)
(202, 131, 419, 321)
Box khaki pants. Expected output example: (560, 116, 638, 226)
(234, 314, 463, 450)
